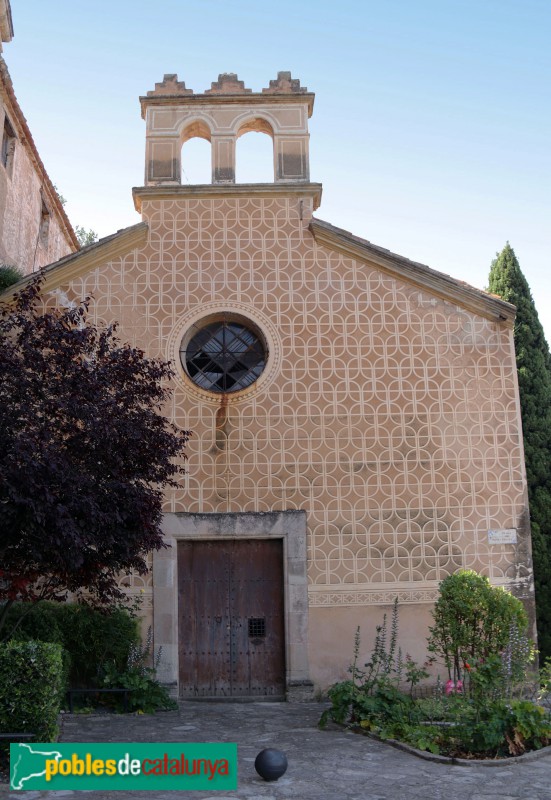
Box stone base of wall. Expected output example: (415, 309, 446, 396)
(286, 679, 315, 703)
(160, 681, 179, 700)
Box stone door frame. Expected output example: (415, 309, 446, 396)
(153, 510, 311, 697)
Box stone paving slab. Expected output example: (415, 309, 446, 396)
(1, 701, 550, 799)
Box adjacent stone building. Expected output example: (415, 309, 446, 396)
(6, 71, 535, 697)
(0, 0, 77, 273)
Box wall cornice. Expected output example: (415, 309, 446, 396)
(309, 218, 516, 327)
(132, 182, 322, 211)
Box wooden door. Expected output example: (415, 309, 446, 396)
(178, 539, 285, 699)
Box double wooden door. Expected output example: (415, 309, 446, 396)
(178, 539, 285, 699)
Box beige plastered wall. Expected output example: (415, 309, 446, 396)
(310, 603, 437, 688)
(0, 97, 73, 272)
(56, 190, 534, 691)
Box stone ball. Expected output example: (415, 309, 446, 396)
(254, 748, 288, 781)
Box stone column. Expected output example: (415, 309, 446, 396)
(212, 135, 236, 183)
(146, 136, 180, 185)
(274, 134, 310, 182)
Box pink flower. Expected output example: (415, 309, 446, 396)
(456, 679, 463, 693)
(445, 679, 455, 695)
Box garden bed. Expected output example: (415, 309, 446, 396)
(344, 722, 551, 765)
(319, 575, 551, 761)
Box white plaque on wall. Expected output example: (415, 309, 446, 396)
(488, 529, 518, 545)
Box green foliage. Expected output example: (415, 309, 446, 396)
(0, 640, 63, 740)
(404, 653, 429, 696)
(101, 627, 177, 713)
(500, 622, 536, 700)
(51, 186, 98, 246)
(0, 275, 189, 617)
(0, 263, 24, 292)
(321, 594, 547, 758)
(464, 702, 511, 755)
(75, 226, 98, 247)
(507, 700, 551, 752)
(427, 570, 528, 681)
(1, 601, 139, 687)
(52, 184, 67, 207)
(101, 662, 176, 713)
(57, 604, 139, 686)
(467, 654, 504, 711)
(437, 698, 551, 758)
(387, 723, 441, 755)
(0, 602, 71, 688)
(320, 601, 427, 730)
(539, 656, 551, 699)
(488, 243, 551, 659)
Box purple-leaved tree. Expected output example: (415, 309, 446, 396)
(0, 276, 190, 635)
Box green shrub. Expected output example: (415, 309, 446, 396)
(0, 263, 24, 292)
(435, 698, 551, 758)
(0, 602, 72, 689)
(506, 700, 551, 753)
(427, 570, 529, 682)
(0, 640, 63, 740)
(54, 603, 139, 686)
(1, 602, 139, 687)
(101, 627, 177, 713)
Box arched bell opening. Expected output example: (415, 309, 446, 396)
(181, 120, 212, 184)
(236, 117, 275, 183)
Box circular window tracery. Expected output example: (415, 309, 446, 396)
(181, 320, 266, 394)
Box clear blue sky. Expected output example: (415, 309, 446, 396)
(6, 0, 551, 341)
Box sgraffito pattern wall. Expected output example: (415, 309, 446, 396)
(65, 193, 532, 610)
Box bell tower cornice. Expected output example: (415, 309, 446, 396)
(140, 89, 315, 117)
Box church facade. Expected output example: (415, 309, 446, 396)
(12, 71, 535, 697)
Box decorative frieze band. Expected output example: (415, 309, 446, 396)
(308, 588, 439, 606)
(308, 576, 521, 607)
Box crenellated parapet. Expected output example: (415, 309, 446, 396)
(205, 73, 252, 95)
(147, 74, 193, 97)
(262, 71, 308, 94)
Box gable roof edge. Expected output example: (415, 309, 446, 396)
(309, 218, 516, 327)
(0, 222, 149, 302)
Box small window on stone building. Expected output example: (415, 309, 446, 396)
(39, 198, 50, 248)
(1, 115, 16, 173)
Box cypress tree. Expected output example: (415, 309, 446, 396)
(488, 243, 551, 659)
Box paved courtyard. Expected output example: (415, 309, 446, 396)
(1, 701, 550, 799)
